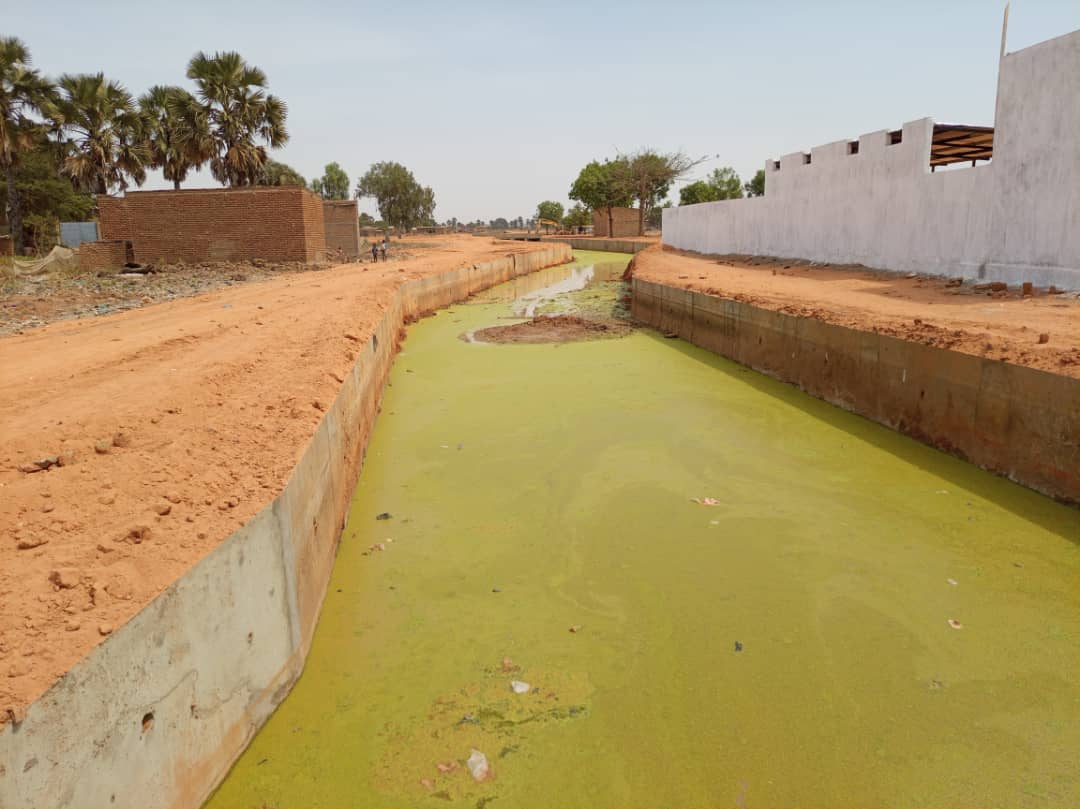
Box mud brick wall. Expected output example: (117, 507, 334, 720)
(98, 187, 327, 264)
(78, 240, 131, 270)
(322, 200, 360, 258)
(593, 207, 640, 238)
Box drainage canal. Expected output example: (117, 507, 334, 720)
(207, 250, 1080, 808)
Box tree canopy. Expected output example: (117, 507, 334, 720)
(569, 159, 633, 238)
(563, 203, 590, 229)
(140, 85, 205, 190)
(356, 161, 435, 232)
(646, 199, 671, 229)
(259, 159, 306, 187)
(623, 149, 700, 235)
(0, 36, 57, 254)
(184, 51, 288, 187)
(536, 200, 563, 223)
(312, 161, 349, 199)
(744, 169, 765, 197)
(0, 145, 93, 252)
(678, 166, 744, 206)
(54, 72, 149, 195)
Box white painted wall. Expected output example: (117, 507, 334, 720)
(664, 29, 1080, 289)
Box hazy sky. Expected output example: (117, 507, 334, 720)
(9, 1, 1078, 222)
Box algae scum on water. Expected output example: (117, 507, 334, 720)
(207, 251, 1080, 809)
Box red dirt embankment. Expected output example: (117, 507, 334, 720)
(0, 236, 560, 725)
(633, 247, 1080, 378)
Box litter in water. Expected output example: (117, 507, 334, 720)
(436, 761, 458, 774)
(466, 749, 491, 782)
(691, 497, 719, 506)
(734, 641, 743, 652)
(511, 680, 531, 694)
(948, 619, 963, 630)
(376, 512, 392, 521)
(947, 578, 958, 586)
(569, 625, 582, 633)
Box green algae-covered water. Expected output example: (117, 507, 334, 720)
(207, 251, 1080, 809)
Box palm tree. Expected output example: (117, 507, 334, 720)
(54, 73, 149, 195)
(0, 37, 55, 255)
(184, 51, 288, 187)
(140, 85, 209, 190)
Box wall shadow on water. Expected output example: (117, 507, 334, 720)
(639, 328, 1080, 546)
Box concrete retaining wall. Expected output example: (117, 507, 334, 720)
(633, 278, 1080, 505)
(663, 29, 1080, 289)
(0, 244, 572, 809)
(540, 237, 652, 254)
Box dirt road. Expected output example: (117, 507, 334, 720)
(0, 236, 561, 724)
(633, 247, 1080, 377)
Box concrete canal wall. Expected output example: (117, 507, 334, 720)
(0, 245, 572, 809)
(633, 278, 1080, 505)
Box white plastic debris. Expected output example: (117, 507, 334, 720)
(466, 749, 491, 782)
(510, 680, 530, 694)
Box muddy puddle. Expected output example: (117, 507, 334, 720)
(206, 250, 1080, 809)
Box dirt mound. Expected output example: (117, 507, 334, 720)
(471, 315, 632, 344)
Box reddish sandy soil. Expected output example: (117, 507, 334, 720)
(634, 247, 1080, 378)
(0, 235, 562, 725)
(472, 314, 632, 343)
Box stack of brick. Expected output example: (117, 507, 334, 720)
(322, 200, 361, 258)
(592, 207, 641, 238)
(78, 240, 131, 270)
(97, 187, 328, 264)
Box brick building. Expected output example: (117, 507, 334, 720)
(97, 186, 327, 264)
(592, 207, 640, 238)
(322, 200, 361, 258)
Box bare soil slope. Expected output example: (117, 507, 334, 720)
(0, 236, 560, 724)
(633, 247, 1080, 377)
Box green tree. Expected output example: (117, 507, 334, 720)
(624, 149, 700, 235)
(183, 51, 288, 187)
(54, 72, 149, 195)
(0, 145, 93, 251)
(356, 161, 435, 232)
(0, 36, 56, 255)
(259, 159, 306, 186)
(562, 202, 590, 229)
(647, 199, 671, 229)
(679, 166, 744, 206)
(358, 211, 376, 227)
(745, 168, 765, 197)
(312, 161, 349, 199)
(536, 200, 564, 226)
(569, 158, 633, 240)
(139, 85, 207, 190)
(489, 217, 509, 229)
(707, 167, 743, 200)
(678, 181, 721, 206)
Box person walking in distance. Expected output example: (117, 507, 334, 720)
(371, 242, 379, 263)
(379, 239, 387, 262)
